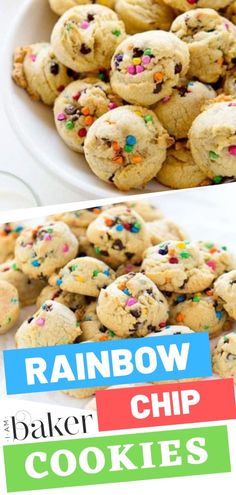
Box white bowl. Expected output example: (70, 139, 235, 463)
(2, 0, 169, 199)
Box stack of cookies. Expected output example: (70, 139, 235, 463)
(1, 201, 236, 399)
(11, 1, 236, 190)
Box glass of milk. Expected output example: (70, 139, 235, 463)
(0, 172, 39, 211)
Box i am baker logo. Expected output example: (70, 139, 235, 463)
(3, 409, 97, 443)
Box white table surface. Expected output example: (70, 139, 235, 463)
(0, 0, 93, 207)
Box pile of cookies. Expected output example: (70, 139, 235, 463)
(11, 1, 236, 191)
(1, 201, 236, 400)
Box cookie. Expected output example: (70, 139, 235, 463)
(115, 0, 174, 34)
(0, 260, 46, 307)
(189, 100, 236, 182)
(15, 221, 78, 279)
(51, 4, 126, 72)
(223, 68, 236, 96)
(12, 43, 75, 106)
(51, 256, 116, 296)
(198, 241, 236, 277)
(168, 289, 231, 338)
(110, 30, 190, 106)
(163, 0, 232, 12)
(84, 106, 172, 191)
(54, 78, 123, 153)
(154, 80, 216, 139)
(36, 285, 86, 311)
(0, 281, 20, 335)
(147, 218, 187, 245)
(0, 223, 24, 264)
(212, 332, 236, 382)
(86, 205, 150, 268)
(214, 270, 236, 319)
(97, 272, 169, 337)
(80, 300, 120, 341)
(49, 0, 116, 16)
(141, 240, 215, 293)
(125, 201, 164, 222)
(49, 206, 105, 240)
(171, 9, 236, 83)
(15, 300, 81, 348)
(156, 141, 208, 189)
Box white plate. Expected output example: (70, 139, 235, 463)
(2, 0, 168, 199)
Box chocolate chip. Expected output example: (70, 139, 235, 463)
(130, 308, 141, 318)
(175, 85, 188, 97)
(146, 288, 153, 295)
(73, 336, 81, 344)
(50, 61, 59, 75)
(133, 47, 144, 57)
(231, 57, 236, 64)
(100, 250, 109, 257)
(112, 239, 124, 251)
(27, 317, 34, 324)
(153, 82, 162, 93)
(87, 13, 94, 21)
(147, 325, 158, 333)
(80, 44, 92, 54)
(220, 176, 235, 184)
(67, 68, 76, 78)
(64, 105, 77, 115)
(125, 252, 134, 260)
(174, 63, 182, 74)
(227, 353, 236, 361)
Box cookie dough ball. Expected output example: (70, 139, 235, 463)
(15, 222, 79, 279)
(115, 0, 174, 34)
(97, 272, 169, 337)
(141, 240, 215, 293)
(110, 31, 189, 106)
(147, 218, 187, 245)
(212, 332, 236, 381)
(168, 289, 231, 338)
(170, 9, 236, 83)
(80, 301, 120, 341)
(86, 205, 150, 268)
(12, 43, 75, 106)
(0, 223, 24, 263)
(157, 141, 209, 189)
(64, 385, 105, 399)
(163, 0, 232, 12)
(0, 281, 20, 334)
(52, 256, 116, 296)
(49, 0, 115, 16)
(15, 300, 81, 348)
(154, 81, 216, 139)
(214, 270, 236, 319)
(223, 68, 236, 96)
(54, 78, 123, 153)
(198, 241, 236, 277)
(125, 201, 164, 221)
(189, 100, 236, 181)
(0, 260, 46, 307)
(51, 5, 126, 72)
(84, 106, 172, 190)
(36, 285, 86, 311)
